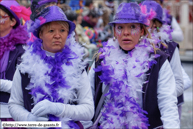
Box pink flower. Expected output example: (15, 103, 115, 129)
(140, 5, 147, 14)
(39, 16, 46, 25)
(148, 9, 156, 20)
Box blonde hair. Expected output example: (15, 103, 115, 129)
(39, 21, 69, 35)
(142, 25, 159, 54)
(94, 24, 159, 61)
(153, 20, 168, 49)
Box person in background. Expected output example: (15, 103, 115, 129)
(89, 2, 179, 129)
(65, 10, 90, 59)
(58, 2, 71, 12)
(82, 0, 94, 17)
(0, 0, 29, 125)
(81, 9, 100, 48)
(30, 0, 57, 22)
(104, 0, 114, 22)
(57, 0, 66, 5)
(81, 9, 100, 29)
(155, 0, 184, 42)
(8, 3, 94, 129)
(141, 0, 191, 124)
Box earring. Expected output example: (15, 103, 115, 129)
(139, 36, 143, 42)
(113, 37, 116, 41)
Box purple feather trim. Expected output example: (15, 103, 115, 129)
(0, 25, 29, 58)
(68, 121, 80, 129)
(28, 38, 79, 122)
(94, 38, 161, 128)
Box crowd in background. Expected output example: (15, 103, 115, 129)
(0, 0, 192, 129)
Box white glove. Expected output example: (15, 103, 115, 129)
(0, 79, 12, 93)
(27, 113, 48, 121)
(31, 99, 64, 117)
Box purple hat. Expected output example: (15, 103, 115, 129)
(109, 2, 149, 26)
(141, 1, 163, 23)
(0, 0, 20, 27)
(30, 5, 75, 38)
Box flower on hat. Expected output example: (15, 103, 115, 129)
(39, 16, 46, 25)
(139, 5, 156, 26)
(10, 5, 31, 21)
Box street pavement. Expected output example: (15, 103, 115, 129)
(181, 62, 193, 128)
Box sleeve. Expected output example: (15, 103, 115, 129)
(171, 17, 184, 42)
(88, 62, 95, 98)
(157, 60, 180, 128)
(0, 79, 12, 93)
(170, 48, 184, 97)
(8, 68, 31, 121)
(58, 70, 94, 121)
(181, 65, 192, 90)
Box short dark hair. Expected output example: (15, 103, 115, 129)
(88, 9, 100, 18)
(65, 10, 77, 22)
(0, 5, 17, 28)
(85, 0, 93, 7)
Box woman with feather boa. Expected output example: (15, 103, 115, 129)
(141, 0, 191, 125)
(8, 2, 94, 129)
(88, 2, 180, 129)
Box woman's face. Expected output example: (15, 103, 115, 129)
(0, 8, 16, 37)
(114, 23, 144, 51)
(77, 14, 83, 24)
(39, 21, 69, 53)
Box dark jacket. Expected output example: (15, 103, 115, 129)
(0, 44, 25, 103)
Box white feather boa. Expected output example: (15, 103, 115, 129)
(18, 32, 87, 127)
(150, 24, 173, 47)
(97, 38, 158, 128)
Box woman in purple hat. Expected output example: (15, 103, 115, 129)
(8, 4, 94, 129)
(141, 0, 191, 125)
(88, 2, 179, 129)
(0, 0, 29, 124)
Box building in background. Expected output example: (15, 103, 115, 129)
(164, 0, 193, 61)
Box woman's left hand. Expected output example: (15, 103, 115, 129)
(31, 99, 64, 117)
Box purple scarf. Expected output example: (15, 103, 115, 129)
(0, 25, 29, 59)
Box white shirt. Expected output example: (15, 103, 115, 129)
(170, 48, 184, 97)
(8, 68, 94, 128)
(89, 60, 180, 128)
(171, 17, 184, 42)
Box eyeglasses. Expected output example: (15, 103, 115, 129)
(0, 15, 10, 19)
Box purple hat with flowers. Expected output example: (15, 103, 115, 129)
(141, 1, 163, 23)
(109, 2, 150, 26)
(29, 5, 76, 38)
(0, 0, 20, 27)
